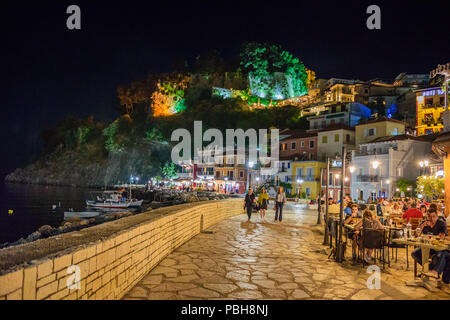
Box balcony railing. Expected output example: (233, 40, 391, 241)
(354, 149, 390, 157)
(287, 175, 320, 182)
(356, 175, 380, 182)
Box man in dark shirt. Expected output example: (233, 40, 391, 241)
(243, 188, 256, 222)
(411, 209, 448, 265)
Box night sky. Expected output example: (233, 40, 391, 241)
(1, 1, 449, 178)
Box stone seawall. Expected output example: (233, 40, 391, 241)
(0, 199, 243, 300)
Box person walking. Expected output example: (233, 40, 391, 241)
(257, 188, 269, 222)
(274, 186, 287, 223)
(244, 188, 256, 222)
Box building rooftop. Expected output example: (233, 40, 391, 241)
(280, 131, 317, 141)
(356, 115, 407, 127)
(318, 123, 355, 133)
(363, 133, 435, 145)
(279, 153, 311, 161)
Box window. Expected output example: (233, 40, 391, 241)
(425, 98, 433, 107)
(334, 134, 339, 142)
(322, 136, 328, 144)
(366, 128, 376, 136)
(228, 171, 233, 179)
(346, 134, 350, 142)
(392, 128, 398, 135)
(305, 187, 311, 197)
(240, 171, 244, 178)
(291, 142, 297, 150)
(301, 141, 305, 148)
(296, 167, 303, 177)
(306, 167, 313, 177)
(288, 162, 290, 168)
(309, 140, 314, 148)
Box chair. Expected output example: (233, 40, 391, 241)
(386, 228, 408, 268)
(409, 218, 422, 230)
(361, 227, 386, 269)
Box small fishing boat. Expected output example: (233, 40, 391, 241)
(86, 199, 132, 209)
(86, 189, 142, 209)
(64, 211, 100, 219)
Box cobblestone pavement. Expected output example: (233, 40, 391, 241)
(123, 204, 450, 300)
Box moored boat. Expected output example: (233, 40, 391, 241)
(64, 211, 100, 219)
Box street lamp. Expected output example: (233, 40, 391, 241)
(246, 161, 254, 191)
(349, 166, 355, 173)
(371, 160, 379, 169)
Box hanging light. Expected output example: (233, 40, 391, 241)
(372, 160, 379, 169)
(349, 166, 355, 173)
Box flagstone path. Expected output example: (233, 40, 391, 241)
(123, 204, 450, 300)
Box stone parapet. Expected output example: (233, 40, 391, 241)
(0, 199, 243, 300)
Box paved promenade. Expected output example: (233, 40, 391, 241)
(123, 204, 450, 300)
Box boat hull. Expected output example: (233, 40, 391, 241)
(86, 200, 131, 209)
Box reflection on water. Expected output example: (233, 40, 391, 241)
(0, 183, 101, 244)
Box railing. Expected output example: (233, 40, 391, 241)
(287, 175, 320, 182)
(354, 149, 390, 156)
(356, 175, 380, 182)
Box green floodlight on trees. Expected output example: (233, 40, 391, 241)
(240, 42, 309, 101)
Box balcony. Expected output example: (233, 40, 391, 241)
(356, 175, 380, 182)
(287, 175, 320, 182)
(354, 149, 390, 157)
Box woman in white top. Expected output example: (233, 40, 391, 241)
(274, 186, 287, 223)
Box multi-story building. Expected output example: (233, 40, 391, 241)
(290, 161, 327, 199)
(307, 102, 371, 131)
(394, 73, 430, 87)
(355, 116, 406, 146)
(350, 135, 433, 201)
(317, 124, 355, 161)
(279, 131, 317, 160)
(415, 86, 446, 136)
(320, 159, 352, 201)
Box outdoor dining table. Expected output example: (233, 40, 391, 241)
(393, 238, 450, 292)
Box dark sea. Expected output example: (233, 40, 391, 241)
(0, 183, 97, 244)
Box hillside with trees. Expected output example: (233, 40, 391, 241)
(5, 43, 313, 187)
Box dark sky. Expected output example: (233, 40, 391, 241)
(1, 0, 449, 178)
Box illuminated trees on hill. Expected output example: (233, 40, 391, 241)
(239, 42, 312, 101)
(118, 73, 190, 117)
(151, 74, 191, 116)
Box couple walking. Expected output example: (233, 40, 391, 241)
(243, 186, 287, 223)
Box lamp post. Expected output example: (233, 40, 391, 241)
(336, 146, 346, 262)
(386, 179, 391, 200)
(371, 157, 382, 200)
(323, 157, 330, 246)
(246, 161, 254, 191)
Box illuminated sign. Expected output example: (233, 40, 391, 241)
(422, 89, 445, 97)
(331, 160, 342, 167)
(430, 63, 450, 78)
